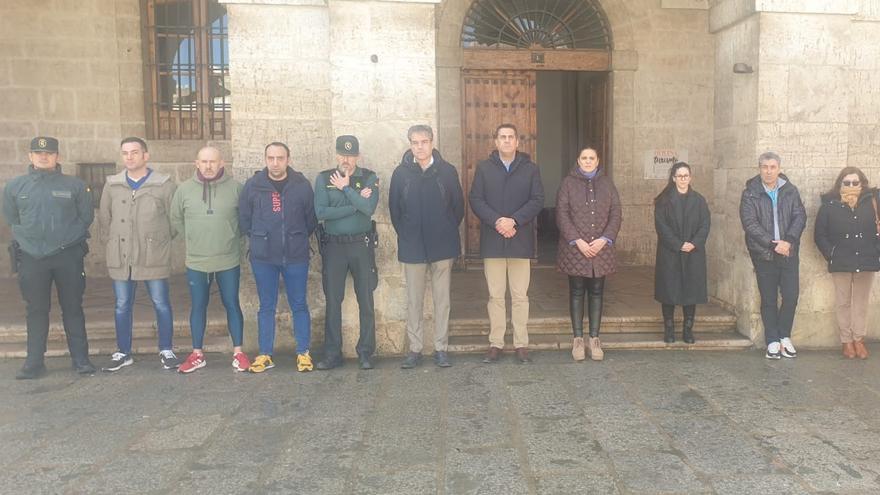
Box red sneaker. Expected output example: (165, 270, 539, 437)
(178, 352, 206, 374)
(232, 352, 250, 372)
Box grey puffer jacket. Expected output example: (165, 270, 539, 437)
(739, 174, 806, 261)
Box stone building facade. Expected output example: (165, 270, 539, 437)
(0, 0, 879, 352)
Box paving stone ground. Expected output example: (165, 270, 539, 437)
(3, 349, 880, 494)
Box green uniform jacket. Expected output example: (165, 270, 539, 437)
(2, 165, 94, 259)
(99, 169, 176, 281)
(314, 167, 379, 235)
(170, 171, 243, 273)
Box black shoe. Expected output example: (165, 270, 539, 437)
(400, 352, 422, 369)
(433, 351, 452, 368)
(74, 359, 97, 375)
(315, 357, 343, 370)
(358, 355, 374, 370)
(515, 347, 532, 364)
(15, 362, 46, 380)
(102, 352, 134, 372)
(663, 318, 675, 344)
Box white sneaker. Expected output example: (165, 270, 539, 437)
(765, 341, 781, 360)
(780, 338, 797, 358)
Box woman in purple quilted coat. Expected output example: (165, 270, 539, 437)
(556, 147, 622, 362)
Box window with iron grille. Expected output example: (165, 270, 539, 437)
(461, 0, 612, 50)
(77, 163, 116, 208)
(144, 0, 230, 140)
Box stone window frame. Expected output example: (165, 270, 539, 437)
(142, 0, 231, 140)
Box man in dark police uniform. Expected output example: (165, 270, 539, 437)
(3, 137, 96, 379)
(314, 135, 380, 370)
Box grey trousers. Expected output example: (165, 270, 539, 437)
(403, 258, 453, 353)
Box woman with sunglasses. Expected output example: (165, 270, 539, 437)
(814, 167, 880, 359)
(653, 162, 710, 344)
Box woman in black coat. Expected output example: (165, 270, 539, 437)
(653, 162, 710, 344)
(814, 167, 880, 359)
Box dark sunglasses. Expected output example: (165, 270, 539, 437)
(842, 180, 861, 187)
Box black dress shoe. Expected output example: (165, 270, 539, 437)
(358, 355, 374, 370)
(433, 351, 452, 368)
(15, 363, 47, 380)
(315, 358, 343, 370)
(74, 360, 96, 375)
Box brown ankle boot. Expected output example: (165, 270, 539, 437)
(843, 342, 856, 359)
(854, 339, 869, 360)
(571, 337, 586, 361)
(587, 337, 604, 361)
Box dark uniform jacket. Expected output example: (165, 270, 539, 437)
(739, 174, 806, 261)
(314, 166, 379, 236)
(555, 167, 621, 278)
(814, 188, 880, 273)
(468, 151, 544, 259)
(653, 188, 710, 305)
(239, 167, 317, 265)
(389, 149, 464, 264)
(2, 165, 93, 259)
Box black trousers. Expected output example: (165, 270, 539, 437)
(18, 245, 89, 365)
(321, 239, 377, 360)
(569, 276, 605, 338)
(752, 254, 799, 345)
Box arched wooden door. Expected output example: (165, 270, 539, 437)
(461, 70, 538, 259)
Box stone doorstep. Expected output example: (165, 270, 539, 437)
(447, 331, 754, 352)
(449, 315, 738, 335)
(0, 318, 230, 344)
(0, 334, 232, 359)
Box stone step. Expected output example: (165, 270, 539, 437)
(449, 315, 737, 335)
(0, 318, 230, 344)
(0, 334, 233, 359)
(447, 331, 753, 353)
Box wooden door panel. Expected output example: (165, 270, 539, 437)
(462, 70, 537, 259)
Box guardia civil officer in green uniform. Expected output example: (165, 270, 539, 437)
(314, 135, 380, 370)
(3, 137, 96, 379)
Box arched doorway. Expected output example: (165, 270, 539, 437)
(458, 0, 613, 262)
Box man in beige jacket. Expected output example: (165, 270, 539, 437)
(99, 137, 178, 371)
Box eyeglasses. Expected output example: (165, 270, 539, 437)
(843, 180, 861, 187)
(674, 174, 691, 179)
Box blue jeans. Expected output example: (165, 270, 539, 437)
(251, 260, 310, 355)
(186, 266, 244, 349)
(113, 279, 173, 354)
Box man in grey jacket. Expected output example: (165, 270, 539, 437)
(739, 151, 806, 359)
(99, 137, 179, 372)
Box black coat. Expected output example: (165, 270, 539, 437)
(468, 151, 544, 259)
(389, 149, 464, 263)
(654, 189, 711, 305)
(739, 174, 806, 261)
(814, 188, 880, 273)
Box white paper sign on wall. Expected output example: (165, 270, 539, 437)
(644, 149, 689, 180)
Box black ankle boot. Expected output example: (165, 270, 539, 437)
(682, 305, 696, 344)
(663, 318, 675, 343)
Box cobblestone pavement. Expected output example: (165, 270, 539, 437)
(3, 349, 880, 494)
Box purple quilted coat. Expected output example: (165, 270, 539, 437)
(555, 167, 622, 277)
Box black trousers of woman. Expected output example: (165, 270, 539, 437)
(661, 304, 696, 343)
(569, 276, 605, 338)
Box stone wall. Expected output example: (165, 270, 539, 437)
(223, 0, 439, 356)
(436, 0, 716, 266)
(710, 0, 880, 347)
(0, 0, 146, 272)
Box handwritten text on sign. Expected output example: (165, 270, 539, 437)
(644, 149, 689, 180)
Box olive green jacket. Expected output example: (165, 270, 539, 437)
(170, 171, 243, 273)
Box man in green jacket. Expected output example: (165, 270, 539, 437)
(99, 137, 179, 372)
(314, 135, 380, 370)
(171, 146, 250, 373)
(3, 137, 96, 379)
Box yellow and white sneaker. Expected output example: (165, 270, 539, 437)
(297, 351, 314, 372)
(248, 354, 275, 373)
